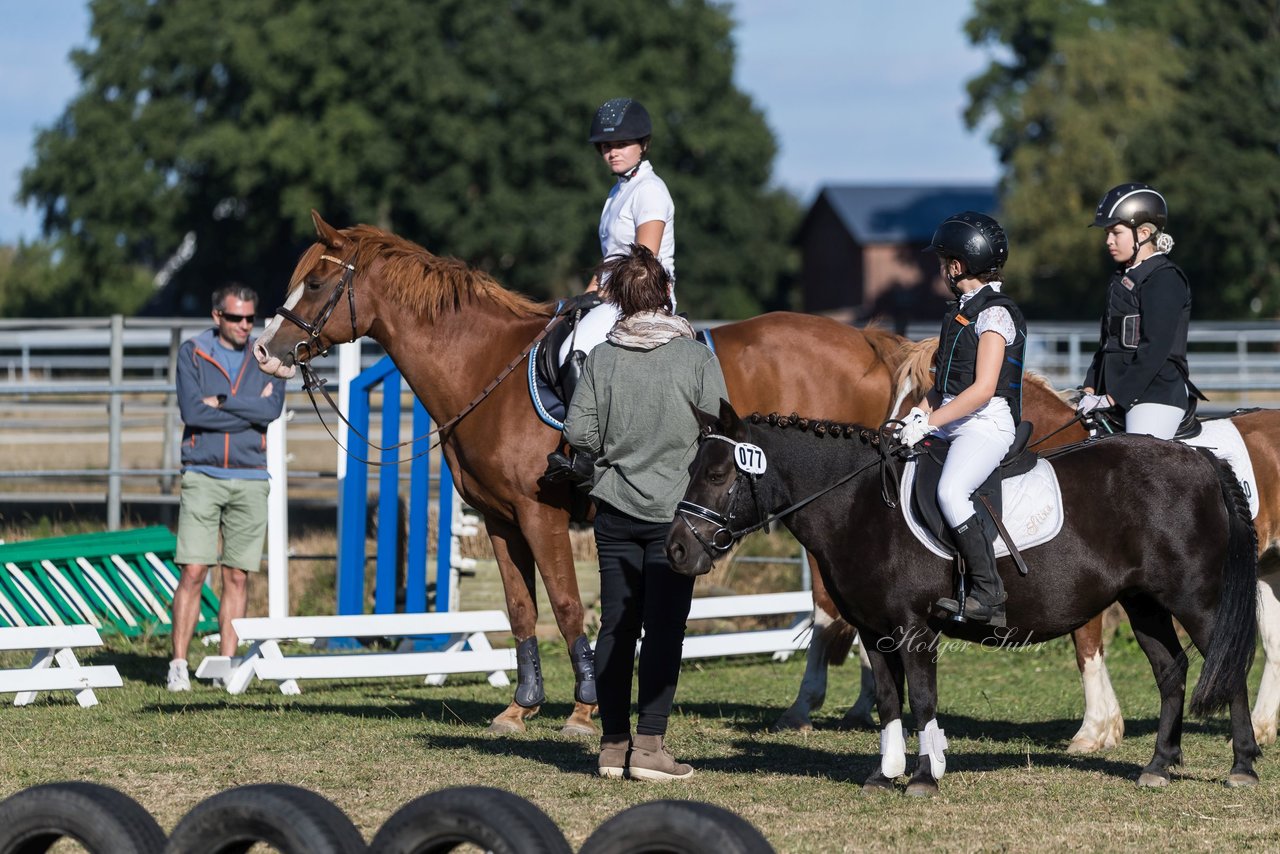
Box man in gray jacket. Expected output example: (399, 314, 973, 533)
(167, 284, 285, 691)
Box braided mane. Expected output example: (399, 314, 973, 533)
(747, 411, 880, 444)
(336, 225, 553, 321)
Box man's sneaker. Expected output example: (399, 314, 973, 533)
(166, 658, 191, 692)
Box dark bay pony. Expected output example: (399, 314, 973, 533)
(254, 211, 903, 735)
(668, 402, 1261, 794)
(851, 341, 1280, 751)
(784, 339, 1280, 752)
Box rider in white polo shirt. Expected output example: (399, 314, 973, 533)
(558, 97, 676, 375)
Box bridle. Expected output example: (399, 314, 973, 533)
(675, 434, 769, 554)
(271, 250, 564, 465)
(274, 253, 359, 369)
(676, 429, 885, 558)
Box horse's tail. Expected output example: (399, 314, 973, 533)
(820, 616, 858, 666)
(1189, 451, 1259, 716)
(888, 338, 938, 418)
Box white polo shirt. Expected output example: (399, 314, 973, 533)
(599, 160, 676, 284)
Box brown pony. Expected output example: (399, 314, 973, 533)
(254, 212, 905, 735)
(782, 337, 1280, 751)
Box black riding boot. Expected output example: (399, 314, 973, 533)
(544, 350, 596, 487)
(935, 515, 1007, 627)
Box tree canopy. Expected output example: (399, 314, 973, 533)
(16, 0, 798, 318)
(965, 0, 1280, 319)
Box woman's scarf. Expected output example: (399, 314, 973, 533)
(606, 310, 695, 351)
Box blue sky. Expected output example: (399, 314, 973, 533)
(0, 0, 998, 244)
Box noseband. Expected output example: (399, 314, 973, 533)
(675, 433, 769, 555)
(275, 253, 359, 371)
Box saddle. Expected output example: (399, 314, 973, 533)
(909, 420, 1038, 571)
(1092, 395, 1203, 440)
(535, 292, 604, 401)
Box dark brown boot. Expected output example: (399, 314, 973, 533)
(628, 734, 694, 781)
(598, 733, 630, 779)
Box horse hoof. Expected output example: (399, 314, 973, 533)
(769, 713, 813, 733)
(1252, 720, 1277, 746)
(1225, 772, 1260, 788)
(861, 772, 896, 794)
(488, 718, 526, 734)
(836, 711, 876, 732)
(560, 721, 597, 738)
(1137, 772, 1170, 788)
(905, 781, 938, 798)
(1066, 738, 1100, 755)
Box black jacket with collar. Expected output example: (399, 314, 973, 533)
(1083, 254, 1199, 411)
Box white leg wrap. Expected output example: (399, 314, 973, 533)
(880, 719, 906, 778)
(918, 718, 948, 780)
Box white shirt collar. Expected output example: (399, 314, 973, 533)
(958, 281, 1002, 306)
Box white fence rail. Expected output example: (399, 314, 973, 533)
(3, 316, 1277, 525)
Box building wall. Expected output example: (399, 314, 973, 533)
(798, 196, 864, 314)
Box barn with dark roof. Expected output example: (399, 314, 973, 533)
(798, 184, 997, 331)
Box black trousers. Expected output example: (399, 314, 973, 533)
(593, 503, 695, 737)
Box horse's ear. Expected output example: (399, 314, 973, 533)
(691, 403, 719, 436)
(311, 210, 346, 250)
(717, 398, 742, 433)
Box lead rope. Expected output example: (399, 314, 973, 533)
(298, 312, 564, 467)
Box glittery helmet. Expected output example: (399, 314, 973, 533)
(588, 98, 652, 144)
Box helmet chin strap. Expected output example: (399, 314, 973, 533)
(1127, 225, 1156, 266)
(613, 160, 643, 181)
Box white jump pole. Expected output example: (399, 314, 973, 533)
(266, 410, 289, 619)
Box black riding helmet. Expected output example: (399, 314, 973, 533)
(928, 211, 1008, 279)
(589, 98, 652, 144)
(1091, 183, 1167, 230)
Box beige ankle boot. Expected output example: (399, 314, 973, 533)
(628, 734, 694, 781)
(598, 733, 630, 779)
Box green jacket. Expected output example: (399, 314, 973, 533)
(564, 337, 728, 522)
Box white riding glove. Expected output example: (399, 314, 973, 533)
(1076, 393, 1110, 415)
(898, 407, 937, 447)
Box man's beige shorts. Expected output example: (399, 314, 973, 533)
(175, 471, 270, 571)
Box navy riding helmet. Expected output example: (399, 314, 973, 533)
(589, 98, 652, 144)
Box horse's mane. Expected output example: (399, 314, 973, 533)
(339, 225, 553, 321)
(862, 324, 911, 374)
(891, 336, 1065, 404)
(745, 411, 879, 442)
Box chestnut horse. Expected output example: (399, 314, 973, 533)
(254, 212, 904, 735)
(668, 401, 1260, 793)
(782, 337, 1280, 751)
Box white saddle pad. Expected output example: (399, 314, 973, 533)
(1180, 419, 1260, 520)
(901, 458, 1065, 560)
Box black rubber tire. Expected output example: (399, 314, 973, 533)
(368, 786, 570, 854)
(578, 800, 775, 854)
(163, 783, 365, 854)
(0, 781, 166, 854)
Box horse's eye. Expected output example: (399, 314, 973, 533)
(706, 468, 728, 485)
(305, 279, 322, 291)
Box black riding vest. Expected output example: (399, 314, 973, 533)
(933, 286, 1028, 423)
(1091, 254, 1202, 410)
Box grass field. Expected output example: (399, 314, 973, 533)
(2, 625, 1277, 852)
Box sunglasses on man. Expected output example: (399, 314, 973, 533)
(218, 310, 256, 324)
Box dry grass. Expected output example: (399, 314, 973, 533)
(0, 629, 1276, 852)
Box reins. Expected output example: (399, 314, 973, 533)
(278, 252, 565, 467)
(676, 428, 887, 555)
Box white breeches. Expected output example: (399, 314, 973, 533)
(558, 302, 622, 365)
(935, 409, 1016, 528)
(1125, 402, 1183, 440)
